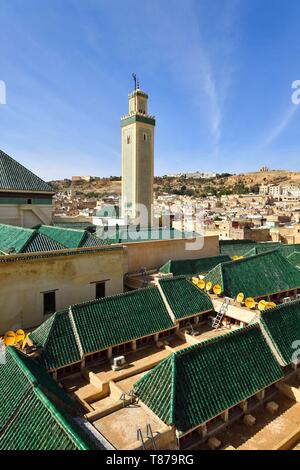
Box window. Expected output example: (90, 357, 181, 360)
(127, 135, 131, 144)
(43, 291, 56, 315)
(27, 198, 32, 205)
(95, 281, 106, 299)
(143, 133, 147, 141)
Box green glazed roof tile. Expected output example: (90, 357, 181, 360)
(159, 255, 231, 276)
(0, 149, 54, 193)
(159, 276, 213, 319)
(0, 224, 34, 253)
(260, 299, 300, 365)
(31, 286, 175, 369)
(134, 325, 283, 433)
(37, 226, 87, 249)
(205, 250, 300, 299)
(0, 347, 98, 450)
(287, 252, 300, 269)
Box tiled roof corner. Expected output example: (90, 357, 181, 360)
(0, 150, 54, 193)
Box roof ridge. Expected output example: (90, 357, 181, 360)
(174, 324, 259, 358)
(0, 149, 54, 193)
(40, 225, 86, 234)
(64, 284, 158, 311)
(68, 307, 84, 359)
(170, 353, 177, 424)
(262, 297, 300, 315)
(7, 347, 38, 386)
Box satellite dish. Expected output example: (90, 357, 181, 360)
(15, 329, 25, 343)
(266, 301, 277, 309)
(197, 279, 206, 290)
(206, 281, 213, 292)
(192, 277, 198, 285)
(213, 284, 222, 295)
(245, 297, 256, 309)
(258, 300, 268, 311)
(236, 292, 245, 304)
(232, 256, 240, 261)
(4, 331, 16, 346)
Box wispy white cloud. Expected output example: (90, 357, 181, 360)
(264, 105, 299, 146)
(148, 0, 240, 155)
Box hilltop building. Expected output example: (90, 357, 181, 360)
(0, 150, 54, 227)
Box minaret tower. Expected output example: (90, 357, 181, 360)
(121, 75, 155, 226)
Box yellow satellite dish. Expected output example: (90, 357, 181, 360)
(4, 331, 16, 346)
(192, 277, 198, 285)
(258, 300, 268, 311)
(266, 301, 277, 309)
(206, 281, 213, 292)
(236, 292, 245, 304)
(232, 256, 240, 261)
(15, 329, 25, 343)
(197, 279, 206, 290)
(213, 284, 222, 295)
(245, 297, 256, 309)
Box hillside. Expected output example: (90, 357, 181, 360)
(49, 170, 300, 198)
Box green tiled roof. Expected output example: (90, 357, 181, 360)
(287, 252, 300, 269)
(0, 224, 34, 253)
(260, 299, 300, 365)
(30, 311, 82, 370)
(31, 287, 175, 370)
(0, 347, 98, 450)
(244, 244, 280, 257)
(159, 255, 231, 277)
(134, 325, 283, 433)
(205, 250, 300, 299)
(220, 240, 280, 258)
(37, 225, 87, 248)
(279, 244, 300, 258)
(81, 233, 109, 247)
(24, 232, 65, 252)
(159, 276, 213, 320)
(0, 149, 54, 193)
(37, 225, 105, 249)
(54, 222, 96, 231)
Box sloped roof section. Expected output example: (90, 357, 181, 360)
(23, 232, 65, 253)
(205, 250, 300, 299)
(287, 252, 300, 269)
(30, 311, 82, 370)
(280, 244, 300, 258)
(134, 325, 283, 433)
(31, 287, 175, 370)
(220, 240, 280, 258)
(0, 149, 54, 193)
(244, 244, 280, 257)
(158, 276, 213, 320)
(72, 287, 175, 354)
(0, 347, 98, 450)
(0, 224, 34, 253)
(260, 299, 300, 365)
(37, 225, 106, 249)
(37, 225, 87, 249)
(159, 255, 231, 277)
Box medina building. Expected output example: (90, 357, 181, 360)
(0, 149, 54, 227)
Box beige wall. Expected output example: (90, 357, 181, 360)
(0, 204, 53, 227)
(0, 246, 126, 334)
(121, 234, 219, 273)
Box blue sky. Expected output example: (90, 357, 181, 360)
(0, 0, 299, 180)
